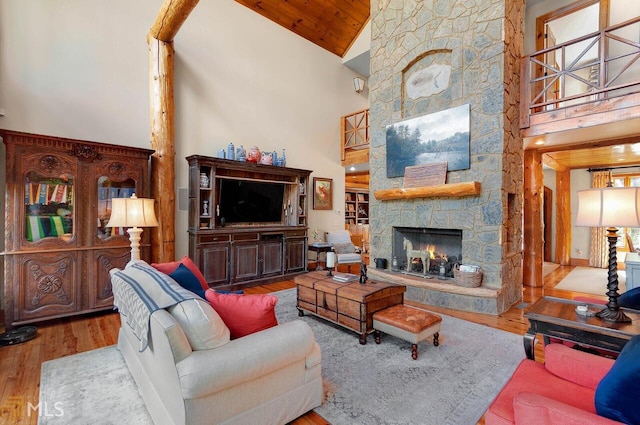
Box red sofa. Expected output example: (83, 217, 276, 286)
(485, 343, 624, 425)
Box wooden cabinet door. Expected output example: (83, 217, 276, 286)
(261, 238, 284, 276)
(286, 236, 307, 272)
(232, 241, 259, 282)
(89, 248, 129, 309)
(14, 252, 80, 322)
(199, 242, 230, 287)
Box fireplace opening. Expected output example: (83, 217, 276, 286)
(392, 227, 462, 278)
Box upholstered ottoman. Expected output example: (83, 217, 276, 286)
(373, 304, 442, 360)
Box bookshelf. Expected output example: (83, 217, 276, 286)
(345, 188, 369, 225)
(2, 130, 153, 329)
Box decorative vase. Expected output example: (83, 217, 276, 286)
(202, 200, 209, 216)
(236, 145, 246, 161)
(280, 148, 286, 167)
(227, 142, 235, 160)
(260, 151, 273, 165)
(200, 173, 209, 188)
(246, 146, 261, 163)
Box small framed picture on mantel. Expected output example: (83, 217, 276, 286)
(313, 177, 333, 210)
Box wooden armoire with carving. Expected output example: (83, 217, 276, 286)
(2, 130, 154, 329)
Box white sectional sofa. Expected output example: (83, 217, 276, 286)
(110, 261, 323, 425)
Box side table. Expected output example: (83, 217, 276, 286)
(523, 296, 640, 360)
(308, 244, 332, 270)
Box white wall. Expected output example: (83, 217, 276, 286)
(524, 0, 577, 55)
(0, 0, 368, 306)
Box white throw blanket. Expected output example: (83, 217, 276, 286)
(111, 261, 199, 351)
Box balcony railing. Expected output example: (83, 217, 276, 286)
(521, 16, 640, 129)
(341, 108, 369, 162)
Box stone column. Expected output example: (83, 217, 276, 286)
(369, 0, 526, 314)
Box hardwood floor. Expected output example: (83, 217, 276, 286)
(0, 263, 600, 425)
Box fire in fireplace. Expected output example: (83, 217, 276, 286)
(392, 227, 463, 278)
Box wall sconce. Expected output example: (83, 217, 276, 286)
(106, 194, 159, 262)
(353, 77, 365, 93)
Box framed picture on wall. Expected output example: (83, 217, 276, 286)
(385, 103, 470, 177)
(313, 177, 333, 210)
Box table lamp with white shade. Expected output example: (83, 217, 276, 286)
(106, 194, 159, 261)
(575, 185, 640, 323)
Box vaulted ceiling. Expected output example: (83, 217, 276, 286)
(235, 0, 370, 57)
(234, 0, 640, 172)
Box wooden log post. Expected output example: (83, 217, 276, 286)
(523, 150, 544, 287)
(148, 37, 176, 263)
(147, 0, 200, 262)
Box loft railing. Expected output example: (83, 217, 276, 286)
(521, 16, 640, 128)
(341, 108, 369, 161)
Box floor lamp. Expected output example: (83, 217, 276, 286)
(106, 194, 159, 261)
(576, 186, 640, 323)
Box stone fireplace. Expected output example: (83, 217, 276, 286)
(367, 1, 526, 315)
(391, 227, 462, 278)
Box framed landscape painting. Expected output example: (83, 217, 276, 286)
(385, 104, 470, 177)
(313, 177, 333, 210)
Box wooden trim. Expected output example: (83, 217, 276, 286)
(534, 0, 600, 53)
(522, 93, 640, 138)
(571, 257, 590, 267)
(373, 182, 480, 201)
(543, 186, 553, 261)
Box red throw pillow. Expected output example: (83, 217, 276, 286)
(204, 291, 278, 339)
(151, 256, 208, 291)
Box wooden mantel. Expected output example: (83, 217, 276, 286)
(373, 181, 481, 201)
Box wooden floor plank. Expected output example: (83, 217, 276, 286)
(0, 264, 599, 425)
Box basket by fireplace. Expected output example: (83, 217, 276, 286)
(453, 264, 483, 288)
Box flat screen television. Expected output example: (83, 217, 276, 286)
(217, 178, 285, 225)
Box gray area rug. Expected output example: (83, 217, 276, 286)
(40, 289, 525, 425)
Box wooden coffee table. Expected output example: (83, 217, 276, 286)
(295, 271, 406, 344)
(524, 296, 640, 360)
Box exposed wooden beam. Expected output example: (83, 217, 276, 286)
(541, 153, 567, 172)
(149, 0, 200, 42)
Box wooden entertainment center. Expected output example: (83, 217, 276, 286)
(187, 155, 311, 290)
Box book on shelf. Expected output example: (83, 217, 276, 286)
(38, 183, 49, 204)
(332, 272, 358, 283)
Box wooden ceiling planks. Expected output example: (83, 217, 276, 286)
(235, 0, 370, 57)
